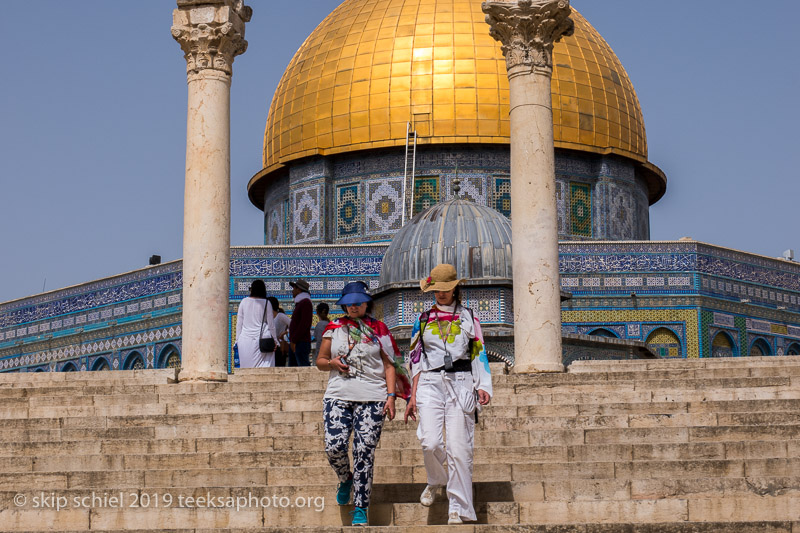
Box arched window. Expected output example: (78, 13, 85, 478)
(711, 332, 736, 358)
(158, 345, 181, 369)
(91, 358, 111, 371)
(749, 338, 772, 357)
(587, 328, 619, 338)
(787, 343, 800, 356)
(61, 362, 78, 372)
(123, 351, 145, 370)
(35, 368, 46, 372)
(646, 328, 682, 358)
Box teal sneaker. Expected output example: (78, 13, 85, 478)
(351, 506, 368, 526)
(336, 477, 353, 506)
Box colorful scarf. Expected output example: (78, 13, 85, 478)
(324, 316, 412, 400)
(409, 305, 488, 368)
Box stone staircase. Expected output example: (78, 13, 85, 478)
(1, 357, 800, 532)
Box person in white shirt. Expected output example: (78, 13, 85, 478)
(315, 281, 399, 527)
(267, 296, 291, 367)
(404, 264, 493, 525)
(235, 280, 276, 368)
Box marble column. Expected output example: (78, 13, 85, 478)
(483, 0, 573, 373)
(172, 0, 251, 382)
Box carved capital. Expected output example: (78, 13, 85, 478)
(482, 0, 574, 74)
(172, 0, 252, 77)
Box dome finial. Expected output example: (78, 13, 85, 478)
(453, 161, 461, 197)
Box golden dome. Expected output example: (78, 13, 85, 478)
(250, 0, 666, 206)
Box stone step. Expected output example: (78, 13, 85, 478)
(6, 384, 800, 419)
(5, 397, 800, 433)
(7, 458, 800, 490)
(5, 446, 800, 476)
(2, 524, 798, 533)
(4, 415, 800, 447)
(569, 356, 800, 371)
(507, 364, 800, 383)
(0, 369, 177, 385)
(4, 360, 798, 391)
(3, 476, 800, 511)
(0, 437, 795, 466)
(4, 495, 800, 529)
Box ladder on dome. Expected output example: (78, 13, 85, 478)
(402, 121, 417, 226)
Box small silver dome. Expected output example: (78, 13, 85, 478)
(377, 198, 513, 290)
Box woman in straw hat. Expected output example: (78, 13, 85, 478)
(316, 281, 411, 526)
(404, 264, 493, 524)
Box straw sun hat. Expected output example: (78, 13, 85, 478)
(420, 264, 465, 292)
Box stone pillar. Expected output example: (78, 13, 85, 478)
(172, 0, 251, 382)
(483, 0, 573, 373)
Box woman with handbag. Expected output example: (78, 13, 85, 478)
(235, 280, 277, 368)
(316, 281, 410, 526)
(404, 264, 492, 525)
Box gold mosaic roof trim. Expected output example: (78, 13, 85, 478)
(252, 0, 663, 206)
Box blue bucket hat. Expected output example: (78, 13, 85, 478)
(336, 281, 373, 306)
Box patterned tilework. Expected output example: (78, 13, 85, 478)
(570, 183, 592, 237)
(292, 184, 322, 243)
(710, 329, 736, 358)
(749, 337, 773, 356)
(413, 176, 440, 218)
(444, 174, 487, 205)
(607, 181, 635, 240)
(0, 323, 181, 372)
(365, 178, 404, 237)
(283, 199, 291, 244)
(336, 184, 361, 239)
(579, 325, 625, 338)
(267, 207, 284, 246)
(556, 181, 568, 235)
(272, 149, 649, 244)
(563, 309, 699, 358)
(379, 287, 513, 332)
(645, 327, 682, 358)
(493, 177, 511, 218)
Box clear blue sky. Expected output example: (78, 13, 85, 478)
(1, 1, 798, 303)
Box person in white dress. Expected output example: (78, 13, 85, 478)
(235, 280, 277, 368)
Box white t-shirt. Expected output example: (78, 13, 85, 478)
(274, 312, 290, 341)
(323, 321, 388, 402)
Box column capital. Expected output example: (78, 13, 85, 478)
(482, 0, 574, 75)
(172, 0, 252, 77)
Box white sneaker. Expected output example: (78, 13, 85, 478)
(447, 511, 463, 524)
(420, 485, 438, 507)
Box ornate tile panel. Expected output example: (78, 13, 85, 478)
(412, 176, 440, 218)
(570, 182, 592, 237)
(365, 178, 404, 237)
(444, 173, 487, 205)
(336, 183, 361, 239)
(493, 176, 511, 218)
(563, 309, 699, 358)
(292, 184, 322, 243)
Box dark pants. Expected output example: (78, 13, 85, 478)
(274, 348, 287, 367)
(291, 341, 312, 367)
(323, 398, 386, 508)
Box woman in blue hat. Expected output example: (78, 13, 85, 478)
(316, 281, 409, 526)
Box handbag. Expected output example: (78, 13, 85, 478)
(259, 299, 276, 353)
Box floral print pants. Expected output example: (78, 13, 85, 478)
(323, 398, 386, 508)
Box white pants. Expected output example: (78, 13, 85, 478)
(416, 370, 477, 521)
